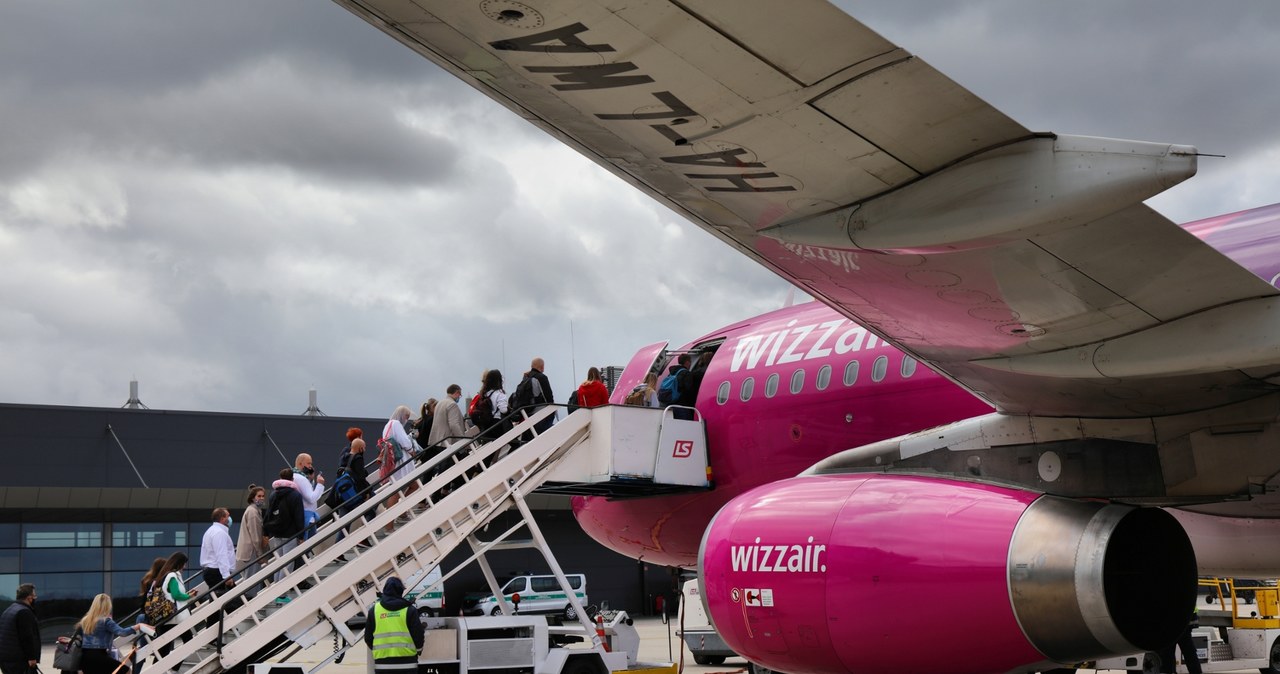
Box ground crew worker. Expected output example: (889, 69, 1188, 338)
(1158, 605, 1202, 674)
(364, 577, 424, 672)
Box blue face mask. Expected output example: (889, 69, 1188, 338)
(227, 516, 234, 527)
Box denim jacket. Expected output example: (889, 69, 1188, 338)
(81, 617, 135, 650)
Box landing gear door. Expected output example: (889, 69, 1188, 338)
(608, 340, 668, 404)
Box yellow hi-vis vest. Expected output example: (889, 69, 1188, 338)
(371, 603, 417, 660)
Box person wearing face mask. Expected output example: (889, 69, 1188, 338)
(235, 485, 269, 598)
(200, 507, 237, 603)
(292, 453, 326, 540)
(0, 583, 39, 674)
(427, 385, 468, 449)
(426, 385, 470, 482)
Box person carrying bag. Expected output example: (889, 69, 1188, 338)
(52, 628, 81, 673)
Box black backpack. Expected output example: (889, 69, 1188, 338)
(262, 489, 288, 538)
(510, 375, 535, 413)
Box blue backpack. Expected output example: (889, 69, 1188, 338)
(327, 473, 358, 509)
(658, 368, 686, 406)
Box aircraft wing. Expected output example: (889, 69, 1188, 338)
(336, 0, 1278, 417)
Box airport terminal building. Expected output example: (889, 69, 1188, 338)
(0, 401, 676, 624)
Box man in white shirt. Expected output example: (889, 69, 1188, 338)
(200, 507, 237, 597)
(292, 453, 326, 539)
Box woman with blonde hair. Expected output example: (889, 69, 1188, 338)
(379, 405, 419, 530)
(379, 405, 417, 484)
(641, 372, 660, 408)
(78, 594, 148, 674)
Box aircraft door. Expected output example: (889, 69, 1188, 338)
(609, 340, 668, 404)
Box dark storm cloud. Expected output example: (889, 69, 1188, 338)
(0, 0, 465, 188)
(0, 62, 461, 189)
(0, 0, 438, 94)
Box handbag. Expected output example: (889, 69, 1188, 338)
(377, 421, 409, 482)
(52, 628, 82, 672)
(376, 437, 398, 483)
(143, 581, 176, 623)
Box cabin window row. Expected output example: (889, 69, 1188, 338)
(715, 355, 918, 405)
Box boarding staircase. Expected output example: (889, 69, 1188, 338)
(139, 404, 708, 674)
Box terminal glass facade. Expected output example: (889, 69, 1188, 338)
(0, 519, 237, 618)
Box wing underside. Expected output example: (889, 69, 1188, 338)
(336, 0, 1278, 417)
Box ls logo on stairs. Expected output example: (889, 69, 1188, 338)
(673, 440, 693, 458)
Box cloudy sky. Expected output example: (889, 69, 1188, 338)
(1, 1, 1276, 419)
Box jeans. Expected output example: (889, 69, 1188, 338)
(237, 560, 262, 599)
(271, 538, 299, 583)
(302, 510, 319, 540)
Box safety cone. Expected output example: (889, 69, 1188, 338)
(595, 613, 610, 652)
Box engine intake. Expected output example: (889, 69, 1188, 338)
(1009, 496, 1196, 661)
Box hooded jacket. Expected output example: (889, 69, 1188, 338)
(266, 478, 305, 540)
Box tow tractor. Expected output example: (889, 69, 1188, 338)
(1095, 577, 1280, 673)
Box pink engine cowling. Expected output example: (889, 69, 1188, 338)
(698, 474, 1196, 674)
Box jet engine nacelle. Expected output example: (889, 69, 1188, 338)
(698, 474, 1196, 674)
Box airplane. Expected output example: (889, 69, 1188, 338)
(333, 2, 1280, 672)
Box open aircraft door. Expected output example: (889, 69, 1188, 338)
(609, 340, 667, 404)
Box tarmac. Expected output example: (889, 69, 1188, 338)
(35, 615, 739, 674)
(34, 614, 1260, 674)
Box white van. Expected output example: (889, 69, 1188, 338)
(677, 578, 736, 665)
(473, 573, 590, 619)
(404, 564, 444, 616)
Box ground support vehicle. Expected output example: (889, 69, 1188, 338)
(1095, 578, 1280, 673)
(675, 579, 735, 666)
(406, 565, 445, 616)
(472, 573, 590, 619)
(362, 611, 667, 674)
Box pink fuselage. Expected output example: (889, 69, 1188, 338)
(572, 302, 993, 567)
(573, 202, 1280, 569)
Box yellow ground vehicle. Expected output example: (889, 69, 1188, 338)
(1096, 578, 1280, 673)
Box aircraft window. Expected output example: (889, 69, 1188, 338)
(765, 373, 779, 398)
(816, 364, 832, 391)
(843, 360, 859, 386)
(790, 369, 805, 394)
(716, 381, 729, 405)
(740, 377, 755, 402)
(901, 356, 918, 378)
(872, 355, 889, 382)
